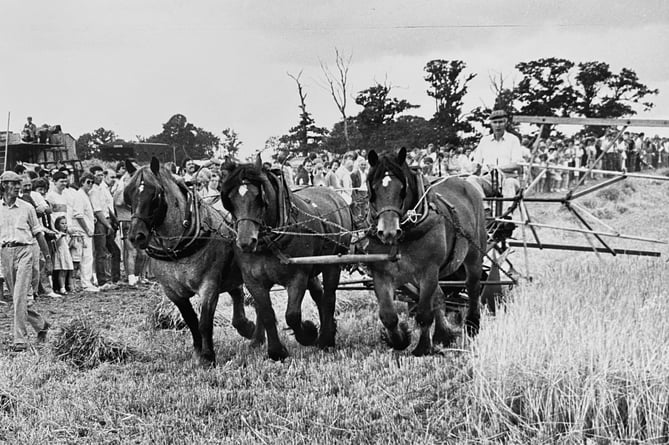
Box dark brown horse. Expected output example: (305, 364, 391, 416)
(365, 147, 486, 356)
(221, 156, 353, 361)
(124, 157, 259, 367)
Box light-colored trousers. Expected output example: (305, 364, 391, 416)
(467, 173, 520, 213)
(1, 245, 47, 345)
(79, 234, 95, 288)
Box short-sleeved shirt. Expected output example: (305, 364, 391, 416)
(70, 188, 95, 236)
(46, 189, 70, 224)
(0, 198, 44, 245)
(89, 183, 113, 219)
(471, 132, 525, 174)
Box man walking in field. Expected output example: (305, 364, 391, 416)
(0, 171, 52, 351)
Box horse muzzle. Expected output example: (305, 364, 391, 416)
(375, 212, 403, 245)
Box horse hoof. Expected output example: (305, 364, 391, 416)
(317, 334, 336, 350)
(411, 345, 432, 357)
(196, 353, 216, 368)
(250, 339, 264, 349)
(379, 322, 412, 351)
(294, 320, 319, 346)
(234, 319, 256, 340)
(432, 329, 458, 348)
(268, 345, 289, 362)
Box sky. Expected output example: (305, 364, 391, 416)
(1, 0, 668, 160)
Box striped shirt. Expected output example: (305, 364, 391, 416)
(0, 198, 44, 245)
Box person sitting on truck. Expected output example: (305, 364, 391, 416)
(21, 117, 37, 143)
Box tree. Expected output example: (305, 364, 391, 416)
(320, 48, 353, 150)
(354, 82, 418, 152)
(147, 114, 219, 165)
(573, 62, 658, 135)
(219, 127, 243, 158)
(424, 59, 477, 146)
(321, 117, 362, 155)
(76, 128, 117, 160)
(285, 71, 329, 156)
(514, 57, 577, 119)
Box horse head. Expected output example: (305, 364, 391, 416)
(221, 155, 277, 253)
(367, 147, 415, 245)
(124, 157, 171, 249)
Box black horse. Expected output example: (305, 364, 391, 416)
(221, 156, 353, 361)
(365, 147, 486, 356)
(124, 157, 259, 367)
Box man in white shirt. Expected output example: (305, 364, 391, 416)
(89, 166, 120, 288)
(467, 109, 525, 212)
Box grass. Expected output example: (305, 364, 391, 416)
(0, 177, 668, 443)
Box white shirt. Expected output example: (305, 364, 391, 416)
(70, 188, 95, 236)
(471, 132, 525, 174)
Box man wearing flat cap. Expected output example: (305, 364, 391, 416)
(0, 170, 52, 352)
(467, 109, 525, 212)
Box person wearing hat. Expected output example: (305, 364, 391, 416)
(0, 170, 52, 351)
(467, 109, 525, 212)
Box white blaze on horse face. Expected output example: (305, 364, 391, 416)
(238, 184, 248, 197)
(382, 173, 392, 188)
(138, 184, 144, 193)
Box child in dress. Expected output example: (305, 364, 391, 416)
(53, 216, 74, 295)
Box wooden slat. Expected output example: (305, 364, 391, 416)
(512, 116, 669, 128)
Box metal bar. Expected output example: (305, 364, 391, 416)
(565, 202, 616, 255)
(520, 198, 541, 247)
(512, 116, 669, 127)
(336, 280, 516, 291)
(525, 124, 547, 183)
(507, 241, 661, 257)
(486, 196, 565, 202)
(521, 163, 669, 181)
(569, 176, 626, 199)
(499, 218, 667, 244)
(285, 253, 399, 265)
(4, 112, 9, 172)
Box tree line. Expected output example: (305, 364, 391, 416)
(76, 56, 658, 161)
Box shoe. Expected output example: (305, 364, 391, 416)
(46, 292, 63, 299)
(27, 298, 35, 307)
(128, 275, 138, 286)
(12, 343, 28, 352)
(99, 283, 116, 291)
(82, 286, 100, 292)
(37, 321, 50, 342)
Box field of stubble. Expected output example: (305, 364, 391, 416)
(1, 175, 668, 444)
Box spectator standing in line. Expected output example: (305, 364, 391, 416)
(312, 163, 327, 187)
(70, 173, 98, 292)
(335, 158, 354, 205)
(0, 171, 52, 352)
(324, 161, 340, 189)
(89, 166, 120, 289)
(52, 216, 74, 295)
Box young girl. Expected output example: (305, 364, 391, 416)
(53, 216, 74, 295)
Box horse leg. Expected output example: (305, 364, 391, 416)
(285, 272, 318, 347)
(317, 265, 341, 349)
(412, 267, 439, 357)
(246, 281, 288, 361)
(228, 285, 257, 340)
(197, 282, 220, 367)
(163, 287, 202, 361)
(250, 311, 266, 348)
(464, 256, 484, 337)
(373, 272, 411, 350)
(431, 286, 459, 348)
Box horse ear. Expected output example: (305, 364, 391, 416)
(150, 157, 160, 175)
(255, 153, 263, 170)
(368, 150, 378, 167)
(125, 159, 137, 175)
(397, 147, 407, 165)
